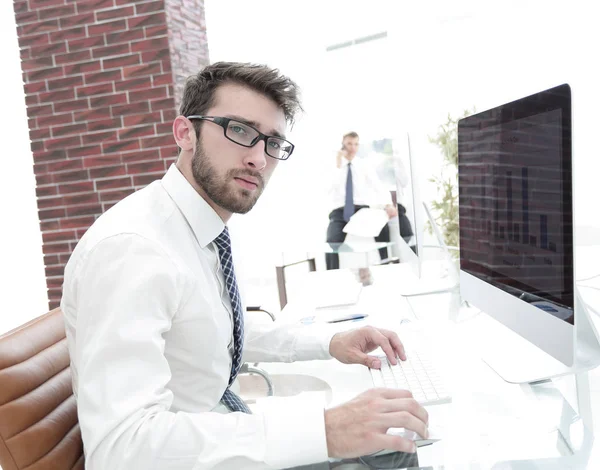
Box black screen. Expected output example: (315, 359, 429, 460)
(458, 84, 574, 323)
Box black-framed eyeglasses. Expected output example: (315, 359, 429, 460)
(186, 115, 295, 161)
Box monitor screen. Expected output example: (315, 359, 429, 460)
(458, 84, 573, 323)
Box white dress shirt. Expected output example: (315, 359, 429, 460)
(61, 164, 338, 470)
(328, 157, 392, 210)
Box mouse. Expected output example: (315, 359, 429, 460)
(368, 425, 442, 457)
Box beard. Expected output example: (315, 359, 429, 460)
(191, 139, 265, 214)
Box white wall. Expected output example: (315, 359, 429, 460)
(0, 1, 48, 335)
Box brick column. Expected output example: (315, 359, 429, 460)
(14, 0, 210, 309)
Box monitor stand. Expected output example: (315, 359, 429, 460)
(472, 287, 600, 385)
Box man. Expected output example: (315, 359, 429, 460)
(61, 62, 428, 470)
(326, 132, 398, 270)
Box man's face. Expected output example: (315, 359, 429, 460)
(191, 83, 286, 216)
(342, 136, 359, 160)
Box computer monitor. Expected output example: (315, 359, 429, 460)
(392, 134, 458, 295)
(458, 83, 600, 383)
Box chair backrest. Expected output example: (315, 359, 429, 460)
(0, 308, 84, 470)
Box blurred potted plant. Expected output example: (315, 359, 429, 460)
(427, 108, 476, 253)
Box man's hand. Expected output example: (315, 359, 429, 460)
(325, 388, 429, 457)
(329, 326, 406, 369)
(336, 150, 347, 168)
(384, 204, 398, 219)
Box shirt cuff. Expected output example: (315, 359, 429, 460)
(292, 325, 338, 361)
(256, 391, 329, 468)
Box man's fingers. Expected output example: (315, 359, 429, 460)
(366, 328, 398, 365)
(372, 388, 414, 400)
(381, 411, 429, 440)
(373, 434, 417, 454)
(379, 399, 429, 425)
(379, 328, 407, 361)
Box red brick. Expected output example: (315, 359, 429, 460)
(16, 11, 39, 24)
(123, 112, 161, 127)
(116, 77, 152, 91)
(33, 150, 67, 163)
(120, 148, 160, 163)
(40, 221, 60, 232)
(76, 82, 114, 98)
(60, 216, 95, 229)
(52, 123, 87, 138)
(118, 125, 155, 140)
(38, 112, 73, 127)
(59, 12, 95, 29)
(123, 62, 162, 79)
(133, 173, 163, 187)
(67, 145, 102, 159)
(99, 187, 135, 202)
(77, 0, 116, 13)
(66, 204, 103, 218)
(144, 25, 168, 38)
(128, 12, 166, 30)
(127, 160, 164, 175)
(102, 139, 140, 154)
(95, 176, 132, 191)
(43, 230, 76, 244)
(39, 89, 75, 103)
(96, 5, 134, 22)
(31, 141, 44, 153)
(45, 265, 65, 277)
(37, 4, 76, 20)
(25, 94, 39, 106)
(54, 50, 92, 65)
(20, 48, 31, 60)
(13, 0, 28, 13)
(89, 92, 126, 108)
(68, 36, 105, 52)
(84, 69, 122, 85)
(24, 81, 47, 94)
(88, 19, 127, 37)
(103, 53, 141, 70)
(36, 185, 58, 198)
(162, 109, 177, 122)
(63, 192, 99, 206)
(129, 86, 166, 103)
(47, 158, 84, 172)
(44, 254, 60, 266)
(49, 26, 86, 44)
(29, 0, 65, 9)
(54, 98, 90, 113)
(58, 181, 94, 194)
(150, 98, 176, 112)
(141, 134, 172, 149)
(27, 104, 54, 117)
(28, 117, 38, 130)
(105, 29, 144, 45)
(87, 117, 122, 132)
(30, 128, 51, 142)
(130, 36, 169, 53)
(152, 73, 171, 86)
(63, 61, 101, 75)
(135, 0, 163, 15)
(53, 169, 90, 184)
(48, 75, 84, 91)
(74, 108, 111, 122)
(27, 66, 64, 82)
(155, 122, 172, 135)
(36, 173, 53, 186)
(92, 43, 130, 59)
(82, 130, 118, 145)
(141, 48, 170, 64)
(160, 146, 178, 159)
(90, 164, 125, 179)
(19, 18, 59, 36)
(21, 56, 54, 71)
(112, 101, 149, 117)
(18, 32, 49, 48)
(38, 195, 64, 210)
(39, 208, 67, 222)
(85, 155, 122, 169)
(47, 276, 65, 289)
(160, 58, 171, 73)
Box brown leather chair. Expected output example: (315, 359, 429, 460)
(0, 308, 84, 470)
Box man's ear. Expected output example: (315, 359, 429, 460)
(173, 116, 195, 152)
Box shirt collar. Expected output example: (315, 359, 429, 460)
(161, 164, 224, 248)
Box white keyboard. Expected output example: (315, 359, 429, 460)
(369, 350, 451, 406)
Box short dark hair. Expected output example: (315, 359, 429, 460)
(179, 62, 302, 128)
(343, 131, 359, 141)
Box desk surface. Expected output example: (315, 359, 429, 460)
(263, 263, 600, 470)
